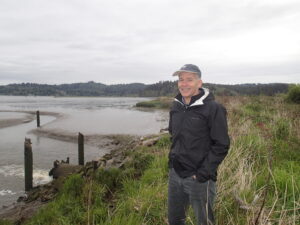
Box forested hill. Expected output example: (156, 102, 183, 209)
(0, 82, 146, 97)
(0, 81, 290, 97)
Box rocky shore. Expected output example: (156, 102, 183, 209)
(0, 133, 163, 224)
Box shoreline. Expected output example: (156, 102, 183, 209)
(0, 110, 62, 129)
(0, 104, 168, 223)
(0, 132, 146, 223)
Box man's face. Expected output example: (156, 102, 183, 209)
(178, 72, 202, 99)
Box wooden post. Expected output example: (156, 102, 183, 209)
(92, 160, 98, 170)
(78, 132, 84, 165)
(24, 138, 33, 191)
(36, 110, 40, 127)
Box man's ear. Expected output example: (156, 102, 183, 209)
(198, 79, 203, 88)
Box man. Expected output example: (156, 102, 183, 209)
(168, 64, 230, 225)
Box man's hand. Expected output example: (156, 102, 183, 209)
(192, 175, 196, 180)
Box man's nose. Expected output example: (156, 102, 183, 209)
(181, 81, 188, 85)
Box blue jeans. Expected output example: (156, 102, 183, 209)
(168, 168, 216, 225)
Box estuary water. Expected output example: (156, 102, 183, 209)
(0, 96, 169, 207)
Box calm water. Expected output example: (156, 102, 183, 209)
(0, 96, 169, 207)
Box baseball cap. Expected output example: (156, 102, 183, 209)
(172, 64, 201, 78)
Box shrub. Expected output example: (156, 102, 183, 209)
(286, 84, 300, 104)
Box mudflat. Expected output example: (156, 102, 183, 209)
(0, 118, 33, 128)
(0, 110, 62, 129)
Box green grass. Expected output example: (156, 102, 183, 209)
(23, 139, 168, 225)
(135, 97, 172, 109)
(24, 174, 86, 225)
(0, 220, 12, 225)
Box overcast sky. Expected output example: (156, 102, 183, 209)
(0, 0, 299, 85)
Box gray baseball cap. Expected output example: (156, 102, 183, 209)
(172, 64, 201, 78)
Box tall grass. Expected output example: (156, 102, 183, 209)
(216, 96, 300, 225)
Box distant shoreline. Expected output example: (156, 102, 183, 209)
(0, 82, 291, 97)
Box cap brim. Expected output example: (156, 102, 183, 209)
(172, 70, 200, 76)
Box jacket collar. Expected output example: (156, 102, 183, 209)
(174, 88, 210, 107)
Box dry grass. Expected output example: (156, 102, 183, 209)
(215, 96, 300, 225)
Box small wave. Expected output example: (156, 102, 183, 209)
(0, 189, 16, 196)
(0, 164, 52, 185)
(33, 169, 52, 185)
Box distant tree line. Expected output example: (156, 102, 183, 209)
(0, 80, 290, 97)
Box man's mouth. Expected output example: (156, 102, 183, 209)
(180, 88, 190, 92)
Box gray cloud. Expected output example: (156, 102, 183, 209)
(0, 0, 299, 85)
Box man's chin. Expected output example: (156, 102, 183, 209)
(180, 93, 192, 98)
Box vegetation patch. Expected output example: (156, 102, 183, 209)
(285, 84, 300, 104)
(136, 97, 172, 109)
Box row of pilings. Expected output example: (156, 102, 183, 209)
(24, 111, 85, 192)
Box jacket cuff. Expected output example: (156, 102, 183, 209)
(196, 168, 210, 183)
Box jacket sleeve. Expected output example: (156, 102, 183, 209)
(196, 103, 230, 182)
(168, 110, 174, 168)
(168, 111, 172, 135)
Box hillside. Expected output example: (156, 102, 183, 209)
(0, 81, 290, 97)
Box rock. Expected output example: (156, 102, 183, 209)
(114, 154, 125, 163)
(17, 194, 28, 202)
(111, 140, 120, 145)
(105, 159, 115, 169)
(141, 137, 160, 146)
(0, 201, 46, 224)
(118, 157, 131, 169)
(103, 153, 113, 160)
(52, 177, 66, 191)
(160, 127, 169, 133)
(49, 163, 82, 179)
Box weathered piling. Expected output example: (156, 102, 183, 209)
(36, 110, 40, 127)
(93, 160, 98, 170)
(24, 138, 33, 191)
(78, 132, 84, 165)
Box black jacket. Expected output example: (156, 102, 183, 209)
(168, 88, 230, 182)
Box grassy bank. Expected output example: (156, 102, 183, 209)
(215, 96, 299, 224)
(1, 96, 299, 225)
(135, 97, 172, 109)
